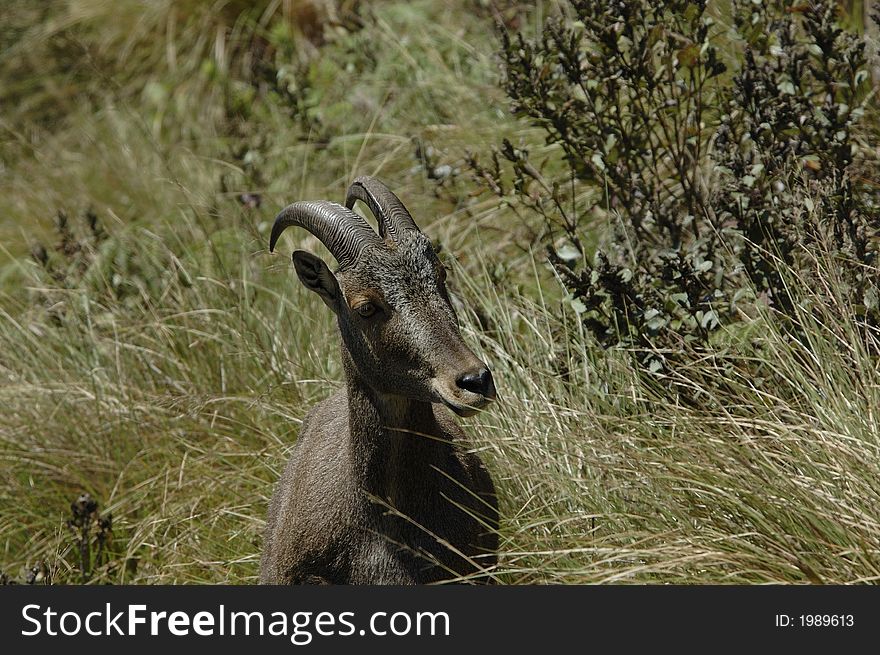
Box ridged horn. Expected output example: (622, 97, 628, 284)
(269, 200, 380, 268)
(345, 176, 420, 241)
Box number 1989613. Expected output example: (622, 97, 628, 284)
(776, 614, 854, 628)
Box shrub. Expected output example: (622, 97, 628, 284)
(473, 0, 878, 371)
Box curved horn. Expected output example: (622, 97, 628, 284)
(345, 176, 420, 241)
(269, 200, 380, 268)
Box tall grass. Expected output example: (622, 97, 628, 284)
(2, 1, 879, 584)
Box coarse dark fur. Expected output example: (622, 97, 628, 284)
(261, 196, 498, 584)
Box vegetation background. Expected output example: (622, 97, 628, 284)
(2, 0, 879, 584)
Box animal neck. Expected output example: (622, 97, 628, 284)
(341, 352, 451, 501)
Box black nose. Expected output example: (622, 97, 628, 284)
(456, 367, 496, 399)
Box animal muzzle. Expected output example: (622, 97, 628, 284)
(456, 367, 496, 400)
(432, 360, 496, 417)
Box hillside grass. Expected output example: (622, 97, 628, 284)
(1, 0, 879, 584)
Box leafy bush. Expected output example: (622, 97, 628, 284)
(474, 0, 878, 371)
(714, 0, 878, 325)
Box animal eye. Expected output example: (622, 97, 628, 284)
(355, 302, 378, 318)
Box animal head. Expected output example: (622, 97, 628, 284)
(270, 176, 495, 416)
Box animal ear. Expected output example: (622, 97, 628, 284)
(292, 250, 340, 309)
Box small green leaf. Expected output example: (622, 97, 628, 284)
(700, 310, 719, 330)
(570, 298, 587, 315)
(671, 292, 690, 307)
(556, 244, 581, 261)
(777, 80, 795, 95)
